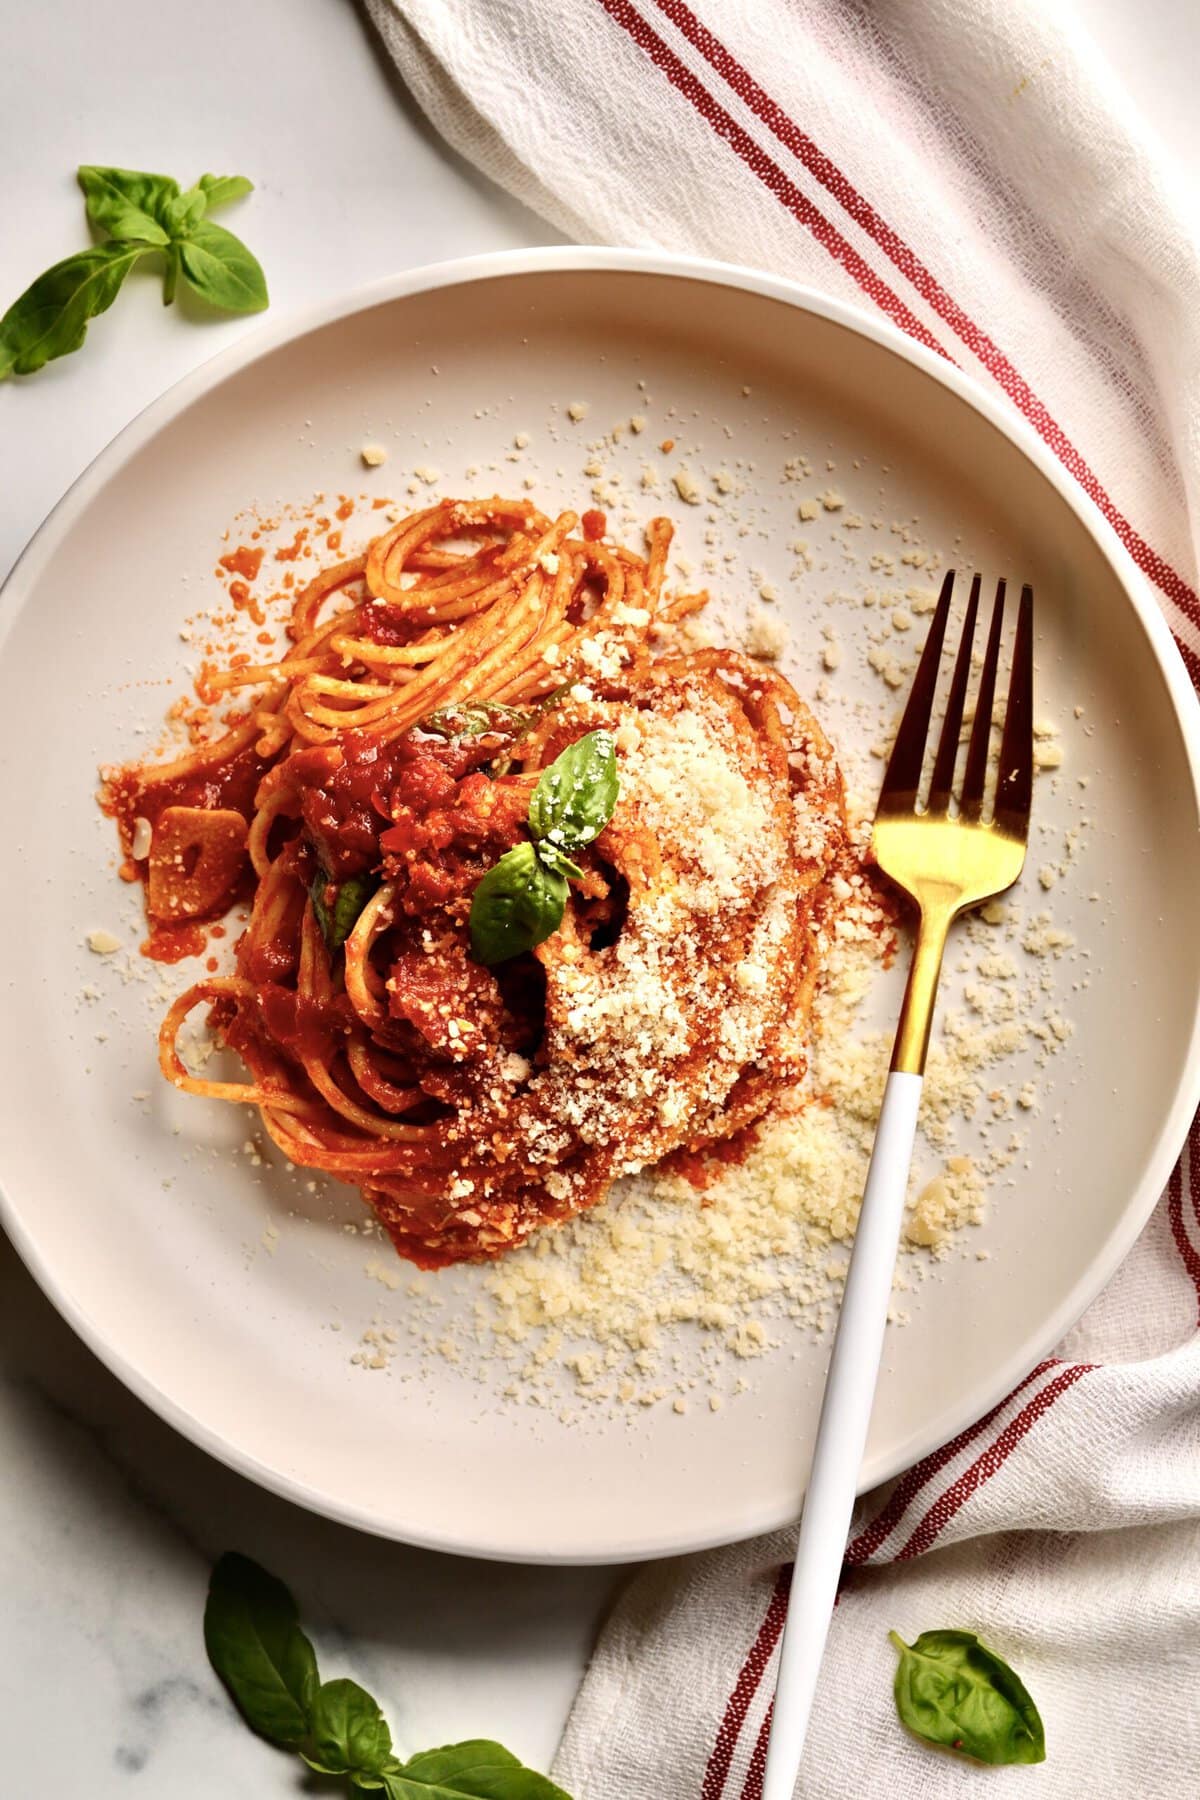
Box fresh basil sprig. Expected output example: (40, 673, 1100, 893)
(205, 1554, 571, 1797)
(0, 164, 267, 379)
(469, 730, 618, 965)
(311, 869, 378, 953)
(889, 1629, 1046, 1765)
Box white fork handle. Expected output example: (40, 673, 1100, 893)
(761, 1069, 923, 1799)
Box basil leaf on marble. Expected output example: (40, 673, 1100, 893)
(302, 1677, 394, 1778)
(889, 1629, 1046, 1765)
(527, 730, 617, 849)
(204, 1552, 318, 1749)
(381, 1741, 573, 1798)
(469, 841, 567, 965)
(204, 1555, 575, 1798)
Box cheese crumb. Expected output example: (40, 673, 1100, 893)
(87, 929, 122, 955)
(567, 401, 589, 422)
(360, 444, 388, 467)
(745, 607, 789, 660)
(673, 468, 702, 505)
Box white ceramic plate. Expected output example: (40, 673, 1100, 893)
(3, 249, 1199, 1564)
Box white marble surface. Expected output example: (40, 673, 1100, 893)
(1, 0, 1195, 1791)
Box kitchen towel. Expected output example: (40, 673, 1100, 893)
(365, 0, 1200, 1793)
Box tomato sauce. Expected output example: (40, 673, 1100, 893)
(256, 985, 356, 1061)
(102, 737, 271, 957)
(219, 545, 264, 583)
(274, 527, 309, 562)
(295, 731, 523, 886)
(142, 920, 208, 964)
(102, 736, 269, 845)
(358, 603, 412, 647)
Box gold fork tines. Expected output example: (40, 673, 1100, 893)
(876, 569, 1034, 1074)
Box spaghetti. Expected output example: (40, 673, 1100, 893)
(102, 497, 849, 1267)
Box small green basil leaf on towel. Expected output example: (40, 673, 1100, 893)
(889, 1629, 1046, 1764)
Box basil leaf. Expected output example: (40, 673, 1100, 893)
(301, 1677, 393, 1777)
(0, 243, 146, 379)
(469, 841, 566, 965)
(421, 702, 532, 740)
(527, 731, 618, 851)
(178, 219, 268, 313)
(382, 1740, 572, 1799)
(889, 1629, 1046, 1765)
(204, 1553, 319, 1749)
(199, 172, 255, 209)
(535, 842, 584, 882)
(160, 185, 208, 239)
(311, 870, 377, 952)
(76, 165, 175, 245)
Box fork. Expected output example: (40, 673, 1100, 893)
(761, 571, 1034, 1797)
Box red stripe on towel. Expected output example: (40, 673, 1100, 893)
(845, 1358, 1059, 1565)
(593, 0, 951, 359)
(896, 1363, 1097, 1558)
(647, 0, 1200, 630)
(702, 1564, 790, 1799)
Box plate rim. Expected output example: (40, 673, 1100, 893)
(3, 244, 1200, 1564)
